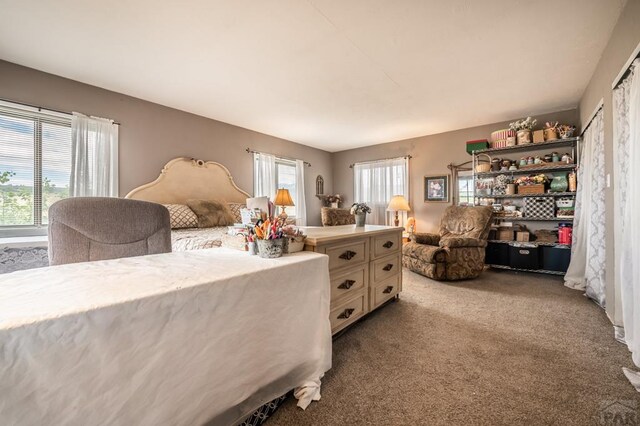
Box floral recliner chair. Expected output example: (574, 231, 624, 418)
(402, 206, 494, 280)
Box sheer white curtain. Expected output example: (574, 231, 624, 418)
(616, 59, 640, 381)
(70, 113, 119, 197)
(564, 108, 606, 307)
(253, 152, 276, 200)
(294, 159, 307, 226)
(353, 157, 409, 225)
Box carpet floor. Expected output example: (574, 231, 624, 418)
(268, 269, 640, 425)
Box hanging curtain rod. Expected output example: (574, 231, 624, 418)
(0, 97, 121, 125)
(349, 155, 412, 169)
(580, 100, 604, 137)
(246, 148, 311, 167)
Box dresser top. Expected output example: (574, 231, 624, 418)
(300, 225, 404, 245)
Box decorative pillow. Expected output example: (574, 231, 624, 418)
(227, 203, 246, 224)
(164, 204, 198, 229)
(186, 199, 236, 228)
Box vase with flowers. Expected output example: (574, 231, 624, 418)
(250, 218, 286, 258)
(282, 225, 307, 253)
(350, 203, 371, 227)
(509, 117, 537, 145)
(326, 194, 342, 208)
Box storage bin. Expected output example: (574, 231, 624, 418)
(524, 196, 554, 218)
(541, 246, 571, 272)
(517, 184, 545, 195)
(486, 242, 509, 266)
(466, 139, 489, 154)
(509, 243, 540, 269)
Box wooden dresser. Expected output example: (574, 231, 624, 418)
(301, 225, 404, 335)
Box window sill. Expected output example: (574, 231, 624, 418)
(0, 236, 48, 249)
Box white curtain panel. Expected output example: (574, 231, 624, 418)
(295, 159, 307, 226)
(564, 109, 606, 307)
(70, 113, 119, 197)
(353, 157, 408, 225)
(253, 152, 276, 200)
(618, 59, 640, 375)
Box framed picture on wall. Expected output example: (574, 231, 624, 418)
(424, 175, 450, 203)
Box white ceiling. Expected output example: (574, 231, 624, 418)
(0, 0, 626, 152)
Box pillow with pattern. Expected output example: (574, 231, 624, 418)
(227, 203, 246, 224)
(164, 204, 198, 229)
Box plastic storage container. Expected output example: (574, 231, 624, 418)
(486, 242, 510, 266)
(541, 246, 571, 272)
(509, 243, 540, 269)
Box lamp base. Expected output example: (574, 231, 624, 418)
(279, 206, 288, 222)
(394, 211, 400, 227)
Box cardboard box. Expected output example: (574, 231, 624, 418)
(533, 129, 545, 143)
(497, 228, 514, 241)
(516, 231, 530, 242)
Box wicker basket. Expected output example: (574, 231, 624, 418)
(517, 184, 545, 195)
(475, 153, 492, 173)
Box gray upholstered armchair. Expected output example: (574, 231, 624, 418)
(321, 207, 356, 226)
(402, 206, 493, 280)
(48, 197, 172, 265)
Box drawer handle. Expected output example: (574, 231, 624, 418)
(382, 240, 394, 249)
(338, 279, 356, 290)
(382, 263, 394, 271)
(339, 250, 357, 261)
(338, 308, 355, 319)
(383, 286, 394, 294)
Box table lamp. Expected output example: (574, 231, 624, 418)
(387, 195, 411, 226)
(274, 188, 294, 220)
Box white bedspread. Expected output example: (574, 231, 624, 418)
(0, 249, 332, 426)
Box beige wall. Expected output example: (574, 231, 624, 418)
(577, 0, 640, 326)
(0, 60, 333, 225)
(332, 109, 578, 233)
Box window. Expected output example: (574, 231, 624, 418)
(353, 157, 409, 225)
(253, 153, 299, 219)
(0, 101, 72, 237)
(457, 172, 474, 206)
(275, 158, 297, 218)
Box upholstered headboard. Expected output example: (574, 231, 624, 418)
(125, 157, 250, 204)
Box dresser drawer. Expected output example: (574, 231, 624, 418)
(371, 274, 400, 309)
(373, 232, 401, 258)
(330, 293, 366, 333)
(330, 267, 366, 301)
(326, 240, 367, 271)
(371, 252, 401, 284)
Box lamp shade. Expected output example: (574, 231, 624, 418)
(387, 195, 410, 211)
(274, 188, 295, 206)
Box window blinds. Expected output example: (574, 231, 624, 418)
(0, 100, 72, 233)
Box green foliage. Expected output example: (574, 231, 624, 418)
(0, 171, 69, 226)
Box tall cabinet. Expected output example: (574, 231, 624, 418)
(471, 137, 580, 275)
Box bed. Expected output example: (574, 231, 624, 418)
(125, 157, 252, 251)
(0, 248, 332, 425)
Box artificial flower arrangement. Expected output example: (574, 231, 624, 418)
(326, 194, 342, 204)
(509, 117, 537, 132)
(249, 218, 284, 241)
(558, 124, 576, 139)
(515, 174, 549, 186)
(350, 202, 372, 215)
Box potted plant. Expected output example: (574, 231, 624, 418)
(350, 203, 371, 227)
(509, 117, 537, 145)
